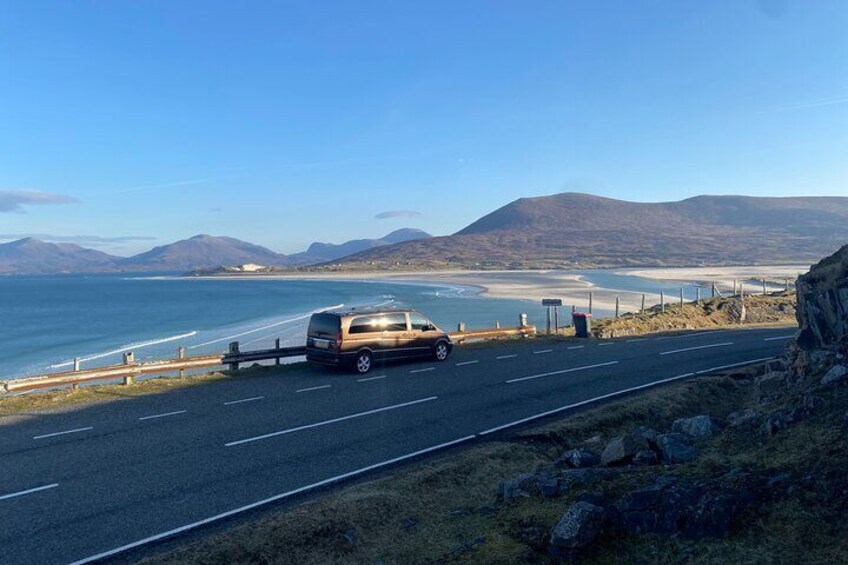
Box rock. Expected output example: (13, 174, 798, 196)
(495, 472, 535, 501)
(556, 448, 601, 468)
(821, 365, 848, 385)
(633, 449, 659, 466)
(575, 491, 606, 506)
(633, 426, 661, 448)
(600, 433, 649, 466)
(549, 502, 605, 551)
(795, 244, 848, 351)
(726, 409, 759, 427)
(681, 492, 747, 538)
(672, 415, 722, 439)
(757, 372, 787, 399)
(656, 433, 698, 464)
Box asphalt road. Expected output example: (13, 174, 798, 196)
(0, 327, 795, 565)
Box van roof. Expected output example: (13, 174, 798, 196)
(322, 307, 417, 318)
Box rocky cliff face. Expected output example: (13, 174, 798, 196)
(795, 243, 848, 351)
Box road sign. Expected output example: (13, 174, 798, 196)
(541, 298, 562, 306)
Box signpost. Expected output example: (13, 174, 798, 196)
(542, 298, 563, 335)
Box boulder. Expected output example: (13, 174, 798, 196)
(600, 433, 649, 466)
(821, 365, 848, 386)
(726, 409, 759, 427)
(633, 449, 659, 466)
(795, 244, 848, 351)
(656, 433, 697, 464)
(556, 448, 600, 468)
(549, 501, 605, 551)
(495, 472, 535, 501)
(672, 415, 722, 439)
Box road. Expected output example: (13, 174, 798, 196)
(0, 327, 795, 564)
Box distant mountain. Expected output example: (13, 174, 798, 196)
(119, 234, 288, 272)
(284, 228, 431, 266)
(330, 193, 848, 269)
(0, 238, 119, 274)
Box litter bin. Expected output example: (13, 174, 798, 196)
(572, 312, 592, 338)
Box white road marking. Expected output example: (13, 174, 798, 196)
(506, 361, 619, 384)
(33, 427, 93, 440)
(0, 483, 59, 501)
(533, 349, 553, 354)
(296, 385, 331, 393)
(654, 330, 729, 341)
(225, 396, 439, 447)
(481, 372, 696, 435)
(357, 375, 387, 382)
(626, 338, 649, 342)
(224, 396, 264, 406)
(659, 342, 734, 356)
(67, 435, 476, 565)
(455, 360, 479, 366)
(138, 410, 187, 421)
(567, 345, 585, 350)
(597, 343, 614, 347)
(695, 357, 775, 375)
(764, 335, 795, 341)
(496, 354, 517, 359)
(410, 367, 435, 374)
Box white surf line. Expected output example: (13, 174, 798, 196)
(49, 331, 197, 368)
(189, 303, 344, 349)
(567, 345, 585, 350)
(224, 396, 265, 406)
(764, 335, 795, 341)
(659, 342, 734, 356)
(533, 349, 553, 355)
(225, 396, 438, 447)
(455, 360, 479, 366)
(33, 427, 93, 440)
(0, 483, 59, 502)
(138, 410, 186, 421)
(67, 434, 475, 565)
(695, 357, 775, 375)
(496, 354, 517, 360)
(410, 367, 435, 374)
(296, 385, 331, 393)
(357, 375, 387, 382)
(506, 361, 619, 384)
(481, 372, 696, 436)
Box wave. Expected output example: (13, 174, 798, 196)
(49, 331, 198, 369)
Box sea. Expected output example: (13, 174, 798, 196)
(0, 271, 705, 379)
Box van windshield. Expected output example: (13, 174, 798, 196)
(308, 313, 340, 337)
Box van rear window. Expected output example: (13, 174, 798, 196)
(308, 313, 340, 336)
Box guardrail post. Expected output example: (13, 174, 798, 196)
(495, 320, 500, 329)
(588, 292, 593, 314)
(178, 346, 186, 377)
(275, 338, 281, 365)
(679, 287, 684, 308)
(228, 341, 240, 371)
(696, 286, 701, 305)
(711, 282, 716, 298)
(640, 293, 645, 313)
(457, 322, 465, 333)
(519, 313, 528, 327)
(73, 358, 80, 372)
(122, 352, 135, 385)
(660, 291, 665, 313)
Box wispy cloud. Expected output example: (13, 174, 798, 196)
(767, 95, 848, 112)
(374, 210, 422, 220)
(0, 233, 157, 248)
(0, 190, 78, 213)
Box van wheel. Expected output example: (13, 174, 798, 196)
(354, 350, 373, 374)
(433, 341, 449, 362)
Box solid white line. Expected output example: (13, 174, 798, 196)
(0, 483, 59, 502)
(224, 396, 264, 406)
(533, 349, 553, 354)
(410, 367, 435, 374)
(567, 345, 584, 350)
(764, 335, 795, 341)
(33, 427, 93, 440)
(506, 361, 619, 384)
(67, 435, 476, 565)
(225, 396, 438, 447)
(455, 360, 479, 366)
(138, 410, 186, 421)
(357, 375, 387, 382)
(296, 385, 331, 393)
(659, 342, 734, 356)
(481, 372, 696, 435)
(695, 357, 775, 375)
(496, 354, 517, 359)
(654, 330, 729, 341)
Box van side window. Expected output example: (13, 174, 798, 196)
(349, 317, 379, 334)
(383, 313, 408, 332)
(410, 313, 431, 331)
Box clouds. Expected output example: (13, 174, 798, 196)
(0, 190, 78, 213)
(374, 210, 422, 220)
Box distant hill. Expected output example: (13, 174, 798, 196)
(329, 193, 848, 270)
(119, 234, 288, 272)
(284, 228, 431, 266)
(0, 238, 119, 274)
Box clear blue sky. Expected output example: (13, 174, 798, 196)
(1, 0, 846, 255)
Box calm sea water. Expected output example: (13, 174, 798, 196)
(0, 271, 704, 379)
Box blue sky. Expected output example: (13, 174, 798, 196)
(1, 0, 846, 255)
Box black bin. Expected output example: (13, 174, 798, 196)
(572, 312, 592, 338)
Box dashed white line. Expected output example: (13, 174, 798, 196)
(225, 396, 438, 447)
(506, 361, 620, 384)
(357, 375, 387, 382)
(455, 360, 479, 366)
(567, 345, 585, 350)
(0, 483, 59, 501)
(296, 385, 331, 393)
(410, 367, 435, 374)
(533, 349, 553, 354)
(496, 354, 517, 360)
(597, 343, 614, 347)
(764, 335, 795, 342)
(33, 427, 93, 440)
(138, 410, 186, 421)
(224, 396, 264, 406)
(659, 342, 733, 356)
(695, 357, 775, 375)
(626, 338, 649, 343)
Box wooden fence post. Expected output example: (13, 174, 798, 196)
(615, 297, 620, 318)
(457, 322, 465, 333)
(122, 352, 135, 385)
(73, 358, 80, 372)
(679, 287, 684, 308)
(762, 278, 767, 295)
(228, 341, 240, 371)
(641, 293, 646, 313)
(178, 346, 186, 377)
(711, 282, 716, 298)
(696, 286, 701, 305)
(661, 291, 665, 313)
(589, 292, 593, 314)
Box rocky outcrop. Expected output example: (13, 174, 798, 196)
(600, 433, 649, 466)
(795, 243, 848, 351)
(672, 415, 722, 439)
(549, 502, 605, 555)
